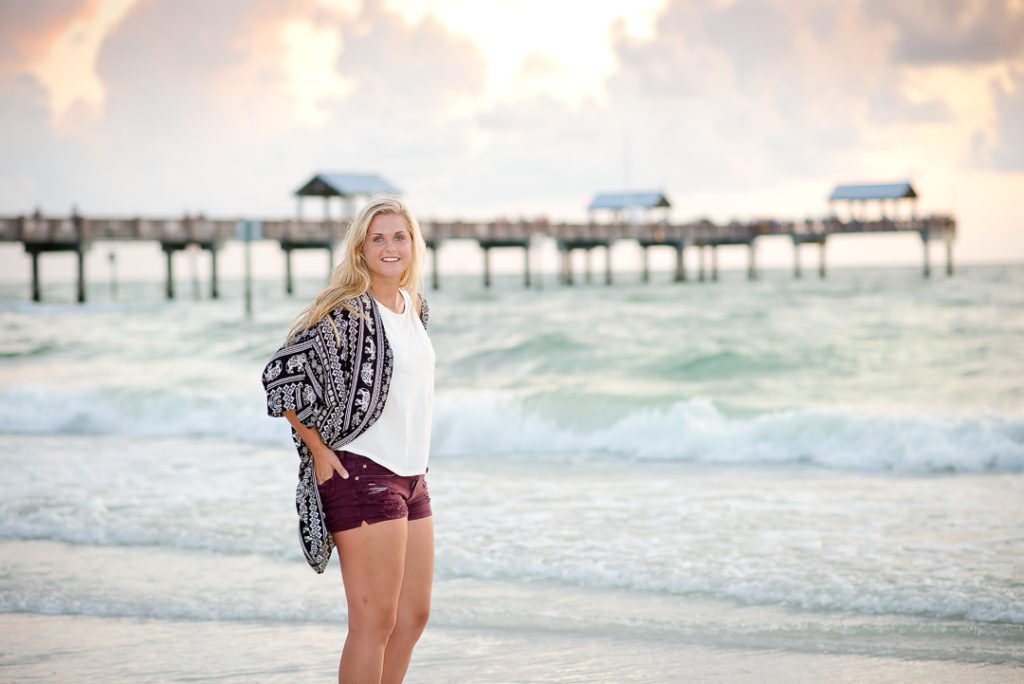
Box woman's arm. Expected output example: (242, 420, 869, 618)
(283, 409, 349, 483)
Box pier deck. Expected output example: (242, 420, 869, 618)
(0, 212, 956, 301)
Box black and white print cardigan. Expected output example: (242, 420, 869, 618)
(261, 292, 429, 573)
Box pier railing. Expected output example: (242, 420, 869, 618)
(0, 213, 956, 246)
(0, 211, 957, 301)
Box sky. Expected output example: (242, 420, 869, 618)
(1, 0, 1023, 273)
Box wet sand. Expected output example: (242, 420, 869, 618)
(2, 612, 1021, 683)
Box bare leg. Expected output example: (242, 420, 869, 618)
(334, 519, 409, 684)
(381, 516, 434, 684)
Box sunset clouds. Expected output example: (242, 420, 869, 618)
(0, 0, 1022, 260)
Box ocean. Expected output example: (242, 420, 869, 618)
(1, 263, 1022, 682)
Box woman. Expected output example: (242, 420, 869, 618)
(261, 195, 435, 684)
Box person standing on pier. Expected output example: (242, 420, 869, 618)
(261, 195, 435, 684)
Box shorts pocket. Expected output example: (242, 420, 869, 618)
(316, 470, 340, 489)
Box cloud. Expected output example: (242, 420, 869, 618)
(329, 0, 486, 116)
(517, 53, 569, 81)
(0, 0, 94, 67)
(75, 0, 330, 211)
(2, 0, 489, 214)
(605, 0, 881, 185)
(990, 67, 1024, 170)
(0, 0, 1017, 223)
(0, 1, 100, 209)
(865, 0, 1024, 65)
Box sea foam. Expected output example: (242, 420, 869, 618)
(1, 384, 1021, 473)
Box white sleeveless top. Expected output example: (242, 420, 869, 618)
(344, 289, 435, 475)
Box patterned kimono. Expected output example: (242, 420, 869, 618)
(261, 292, 430, 573)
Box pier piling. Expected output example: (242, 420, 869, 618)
(430, 245, 440, 290)
(944, 231, 954, 276)
(483, 246, 492, 288)
(210, 245, 219, 299)
(30, 251, 40, 302)
(163, 246, 175, 299)
(674, 245, 686, 282)
(284, 248, 293, 295)
(921, 229, 931, 278)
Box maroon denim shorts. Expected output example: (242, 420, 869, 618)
(317, 450, 432, 533)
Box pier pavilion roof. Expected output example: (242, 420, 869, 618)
(588, 191, 671, 211)
(829, 182, 917, 201)
(295, 173, 400, 198)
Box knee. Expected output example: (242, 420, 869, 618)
(348, 605, 399, 642)
(395, 604, 430, 636)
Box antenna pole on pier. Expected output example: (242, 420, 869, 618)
(238, 219, 260, 319)
(108, 250, 118, 299)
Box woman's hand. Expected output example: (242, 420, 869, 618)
(312, 446, 349, 485)
(281, 410, 349, 485)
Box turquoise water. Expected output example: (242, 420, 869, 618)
(1, 263, 1022, 676)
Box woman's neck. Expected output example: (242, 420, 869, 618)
(369, 281, 403, 313)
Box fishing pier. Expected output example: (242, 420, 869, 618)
(0, 177, 956, 302)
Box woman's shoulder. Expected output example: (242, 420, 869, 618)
(416, 292, 429, 328)
(297, 294, 372, 338)
(324, 293, 373, 320)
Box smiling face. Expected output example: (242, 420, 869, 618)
(361, 212, 413, 283)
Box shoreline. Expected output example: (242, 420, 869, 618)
(2, 612, 1021, 684)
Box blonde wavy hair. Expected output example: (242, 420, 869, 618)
(287, 195, 425, 345)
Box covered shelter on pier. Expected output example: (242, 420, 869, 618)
(294, 172, 401, 223)
(587, 191, 671, 224)
(281, 172, 401, 295)
(578, 191, 675, 286)
(828, 181, 917, 221)
(822, 180, 953, 278)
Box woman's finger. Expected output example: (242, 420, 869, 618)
(335, 462, 349, 479)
